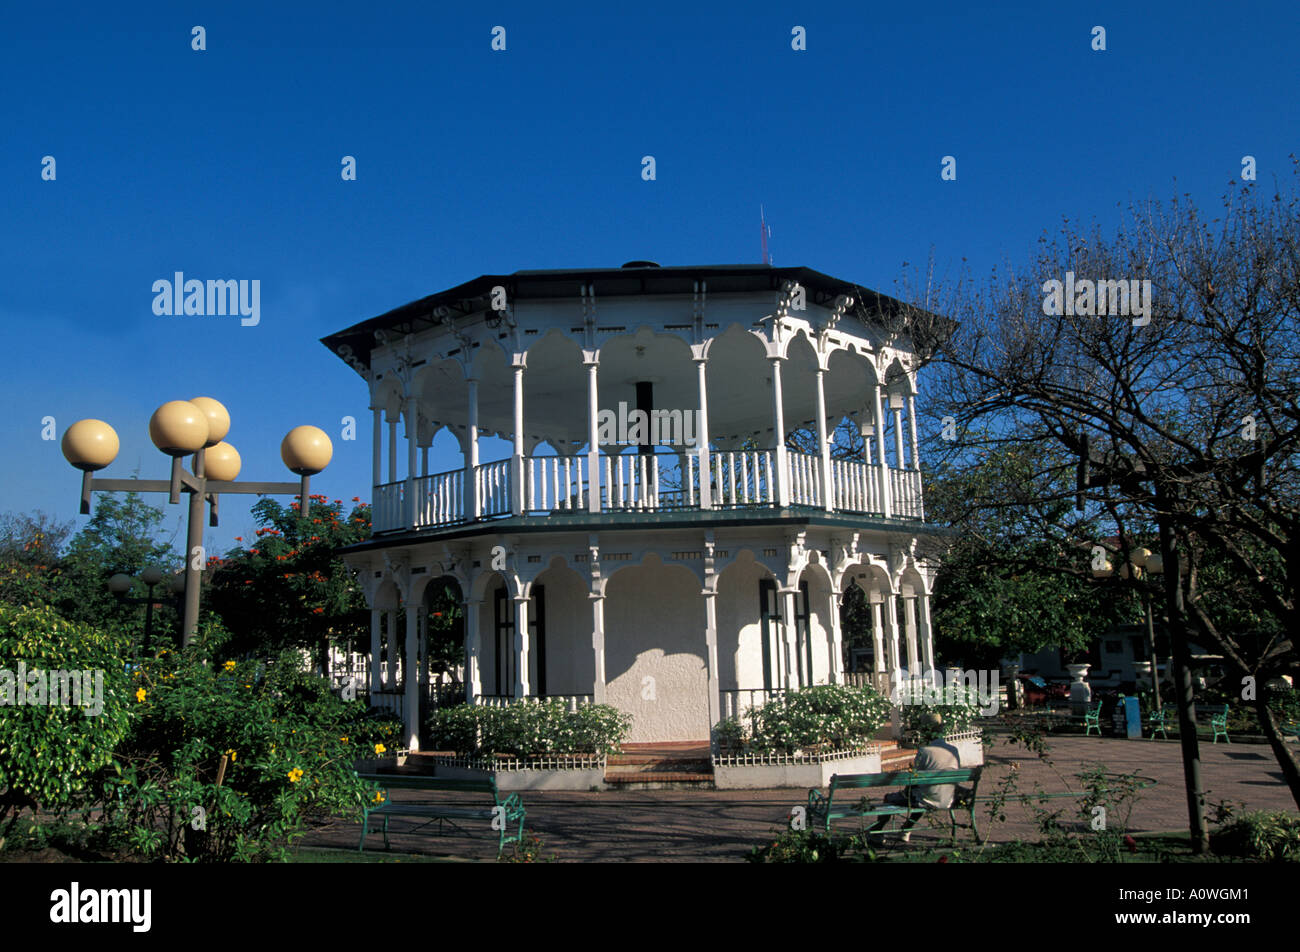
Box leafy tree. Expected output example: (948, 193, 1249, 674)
(206, 496, 371, 669)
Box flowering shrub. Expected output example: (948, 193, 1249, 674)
(95, 639, 373, 861)
(427, 700, 631, 757)
(898, 681, 983, 745)
(724, 685, 893, 755)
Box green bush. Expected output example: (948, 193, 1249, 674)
(0, 604, 133, 834)
(1211, 810, 1300, 863)
(746, 828, 879, 863)
(427, 699, 631, 757)
(725, 684, 892, 755)
(95, 638, 373, 862)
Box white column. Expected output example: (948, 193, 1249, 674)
(387, 413, 399, 484)
(703, 589, 721, 735)
(406, 398, 418, 528)
(371, 408, 383, 491)
(827, 588, 844, 683)
(884, 593, 903, 690)
(369, 607, 382, 694)
(919, 591, 936, 673)
(403, 597, 420, 751)
(907, 393, 920, 470)
(870, 595, 886, 678)
(511, 363, 525, 516)
(695, 358, 712, 508)
(513, 593, 531, 698)
(590, 593, 607, 703)
(586, 360, 601, 513)
(903, 592, 920, 672)
(893, 402, 906, 472)
(464, 598, 482, 702)
(779, 587, 799, 689)
(465, 377, 480, 519)
(770, 357, 790, 507)
(873, 384, 892, 518)
(815, 367, 834, 510)
(420, 445, 429, 478)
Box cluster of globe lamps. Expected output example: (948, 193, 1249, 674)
(60, 398, 333, 646)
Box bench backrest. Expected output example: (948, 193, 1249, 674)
(828, 767, 979, 793)
(357, 772, 501, 800)
(1199, 704, 1229, 717)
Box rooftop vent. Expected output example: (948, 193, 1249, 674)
(621, 260, 660, 269)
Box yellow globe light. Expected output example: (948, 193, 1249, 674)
(107, 573, 133, 594)
(203, 441, 242, 481)
(149, 401, 210, 457)
(61, 419, 120, 471)
(1091, 560, 1114, 578)
(281, 426, 333, 476)
(189, 396, 231, 446)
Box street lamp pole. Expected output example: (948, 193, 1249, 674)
(63, 398, 333, 647)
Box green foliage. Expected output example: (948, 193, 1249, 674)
(898, 682, 984, 745)
(0, 604, 134, 831)
(500, 831, 552, 863)
(206, 496, 371, 663)
(96, 636, 373, 862)
(723, 684, 893, 755)
(426, 700, 631, 757)
(1211, 810, 1300, 863)
(746, 829, 879, 863)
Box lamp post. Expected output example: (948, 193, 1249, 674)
(107, 566, 172, 653)
(63, 398, 333, 647)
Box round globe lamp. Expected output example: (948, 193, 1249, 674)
(141, 566, 165, 587)
(168, 572, 186, 595)
(189, 397, 231, 446)
(107, 573, 133, 595)
(149, 401, 210, 457)
(203, 441, 242, 482)
(61, 419, 120, 472)
(281, 426, 333, 476)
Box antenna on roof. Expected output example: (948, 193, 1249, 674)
(760, 205, 772, 266)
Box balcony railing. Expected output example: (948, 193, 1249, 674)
(371, 452, 923, 533)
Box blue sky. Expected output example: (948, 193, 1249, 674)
(2, 0, 1297, 557)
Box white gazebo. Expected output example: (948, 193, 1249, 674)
(322, 262, 948, 751)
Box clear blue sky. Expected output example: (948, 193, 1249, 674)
(2, 0, 1297, 558)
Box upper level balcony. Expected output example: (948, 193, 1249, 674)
(323, 262, 945, 539)
(370, 447, 923, 534)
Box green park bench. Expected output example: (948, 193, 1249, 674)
(1199, 703, 1230, 744)
(1284, 722, 1300, 741)
(357, 772, 526, 858)
(805, 767, 985, 844)
(1083, 699, 1103, 736)
(1147, 707, 1169, 740)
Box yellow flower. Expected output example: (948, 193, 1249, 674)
(288, 768, 304, 783)
(223, 660, 236, 672)
(340, 736, 349, 744)
(372, 791, 385, 804)
(225, 749, 237, 762)
(135, 688, 147, 703)
(374, 743, 386, 755)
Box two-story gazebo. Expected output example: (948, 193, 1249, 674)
(322, 263, 948, 751)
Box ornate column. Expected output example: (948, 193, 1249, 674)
(511, 358, 526, 516)
(512, 591, 531, 698)
(815, 367, 833, 510)
(869, 592, 887, 681)
(694, 355, 712, 508)
(585, 357, 601, 513)
(770, 357, 790, 507)
(827, 588, 844, 683)
(386, 410, 399, 484)
(873, 383, 892, 518)
(385, 608, 399, 687)
(590, 591, 607, 704)
(464, 598, 482, 702)
(884, 592, 903, 689)
(892, 397, 906, 477)
(902, 588, 921, 672)
(702, 588, 721, 733)
(371, 407, 382, 491)
(405, 396, 418, 528)
(464, 376, 480, 520)
(907, 392, 920, 471)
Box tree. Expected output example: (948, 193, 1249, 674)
(916, 171, 1300, 831)
(206, 496, 371, 670)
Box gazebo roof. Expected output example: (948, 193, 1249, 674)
(320, 262, 945, 374)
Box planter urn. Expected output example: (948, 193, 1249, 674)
(1067, 663, 1092, 714)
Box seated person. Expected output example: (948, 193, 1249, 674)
(866, 714, 968, 841)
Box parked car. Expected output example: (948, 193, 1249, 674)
(1019, 675, 1071, 707)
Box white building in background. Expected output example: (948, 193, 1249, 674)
(322, 262, 949, 750)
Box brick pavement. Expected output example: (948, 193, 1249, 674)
(298, 734, 1298, 862)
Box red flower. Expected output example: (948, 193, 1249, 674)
(234, 536, 242, 542)
(351, 497, 360, 502)
(1124, 835, 1137, 853)
(312, 607, 324, 614)
(249, 549, 259, 555)
(937, 855, 949, 864)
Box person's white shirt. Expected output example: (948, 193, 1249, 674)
(911, 740, 962, 809)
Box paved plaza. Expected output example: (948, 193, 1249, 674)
(298, 735, 1300, 862)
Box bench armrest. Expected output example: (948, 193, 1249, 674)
(500, 792, 526, 820)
